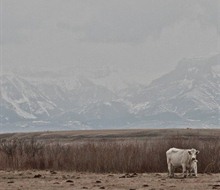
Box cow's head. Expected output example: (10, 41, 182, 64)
(191, 159, 198, 166)
(188, 148, 199, 161)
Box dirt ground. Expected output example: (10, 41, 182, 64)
(0, 170, 219, 190)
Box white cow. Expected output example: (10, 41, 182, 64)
(166, 148, 199, 178)
(188, 159, 198, 177)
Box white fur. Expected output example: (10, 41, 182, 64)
(166, 148, 199, 178)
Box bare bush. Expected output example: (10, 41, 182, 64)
(0, 136, 219, 173)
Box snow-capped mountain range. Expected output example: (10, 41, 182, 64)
(0, 54, 219, 132)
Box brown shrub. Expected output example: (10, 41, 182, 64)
(0, 136, 219, 173)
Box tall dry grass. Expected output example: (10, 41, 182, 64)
(0, 136, 219, 173)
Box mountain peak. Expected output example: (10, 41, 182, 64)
(1, 54, 219, 132)
(177, 53, 220, 70)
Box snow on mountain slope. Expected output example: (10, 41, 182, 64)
(19, 66, 133, 93)
(0, 72, 118, 125)
(0, 74, 58, 122)
(0, 54, 219, 131)
(126, 54, 220, 125)
(26, 75, 117, 110)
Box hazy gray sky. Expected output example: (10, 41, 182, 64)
(1, 0, 219, 83)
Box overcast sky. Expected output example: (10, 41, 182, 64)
(1, 0, 219, 83)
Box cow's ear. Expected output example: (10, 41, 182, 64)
(196, 150, 200, 154)
(188, 150, 192, 155)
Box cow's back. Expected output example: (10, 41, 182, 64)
(166, 148, 187, 167)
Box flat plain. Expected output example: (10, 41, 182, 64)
(1, 128, 220, 142)
(0, 128, 219, 190)
(0, 170, 220, 190)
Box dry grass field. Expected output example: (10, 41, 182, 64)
(0, 128, 219, 189)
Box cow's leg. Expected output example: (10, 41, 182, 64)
(171, 165, 175, 178)
(194, 166, 198, 177)
(182, 164, 187, 178)
(187, 168, 192, 177)
(168, 163, 173, 178)
(190, 169, 193, 177)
